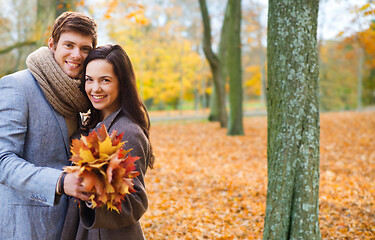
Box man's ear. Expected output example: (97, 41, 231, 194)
(48, 37, 55, 50)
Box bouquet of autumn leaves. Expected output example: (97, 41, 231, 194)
(64, 124, 140, 213)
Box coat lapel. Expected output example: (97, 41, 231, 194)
(51, 110, 70, 157)
(97, 108, 122, 132)
(32, 76, 70, 157)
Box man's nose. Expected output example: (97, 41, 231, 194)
(71, 48, 82, 59)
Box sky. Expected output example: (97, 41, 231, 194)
(317, 0, 370, 40)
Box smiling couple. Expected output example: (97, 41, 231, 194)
(0, 11, 154, 240)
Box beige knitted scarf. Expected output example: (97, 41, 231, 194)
(26, 47, 90, 118)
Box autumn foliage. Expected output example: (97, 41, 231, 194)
(142, 111, 375, 239)
(64, 124, 139, 213)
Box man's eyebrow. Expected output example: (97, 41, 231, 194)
(62, 40, 75, 44)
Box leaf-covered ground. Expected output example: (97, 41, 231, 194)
(141, 111, 375, 239)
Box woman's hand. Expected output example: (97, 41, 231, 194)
(63, 171, 92, 201)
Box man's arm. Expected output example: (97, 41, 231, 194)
(0, 76, 62, 206)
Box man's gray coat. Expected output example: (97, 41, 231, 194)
(0, 69, 70, 239)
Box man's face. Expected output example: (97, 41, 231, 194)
(48, 31, 93, 78)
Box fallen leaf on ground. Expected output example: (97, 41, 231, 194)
(142, 111, 375, 239)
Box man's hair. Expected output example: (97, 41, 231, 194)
(50, 12, 97, 48)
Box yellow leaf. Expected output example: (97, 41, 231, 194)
(89, 195, 97, 208)
(359, 3, 371, 12)
(337, 31, 345, 37)
(99, 136, 121, 158)
(106, 201, 120, 214)
(88, 161, 108, 169)
(79, 148, 96, 163)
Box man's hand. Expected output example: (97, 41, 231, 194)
(63, 171, 92, 201)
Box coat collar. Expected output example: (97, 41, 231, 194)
(96, 107, 122, 132)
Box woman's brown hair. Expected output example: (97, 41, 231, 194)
(81, 44, 155, 169)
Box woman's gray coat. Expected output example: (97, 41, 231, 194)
(60, 108, 150, 240)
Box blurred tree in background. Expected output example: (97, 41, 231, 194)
(225, 0, 243, 135)
(319, 2, 375, 111)
(198, 0, 228, 127)
(0, 0, 80, 75)
(1, 0, 37, 75)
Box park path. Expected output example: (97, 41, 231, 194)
(149, 109, 267, 122)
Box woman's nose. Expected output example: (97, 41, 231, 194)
(92, 82, 102, 92)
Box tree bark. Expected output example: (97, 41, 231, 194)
(264, 1, 321, 239)
(198, 0, 228, 127)
(208, 87, 220, 121)
(226, 0, 243, 135)
(208, 0, 231, 123)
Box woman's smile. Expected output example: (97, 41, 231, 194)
(91, 95, 106, 100)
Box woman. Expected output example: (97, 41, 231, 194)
(61, 44, 154, 240)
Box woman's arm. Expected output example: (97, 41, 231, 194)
(79, 123, 149, 229)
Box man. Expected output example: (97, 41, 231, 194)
(0, 12, 97, 239)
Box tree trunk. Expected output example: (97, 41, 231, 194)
(263, 1, 321, 239)
(198, 0, 228, 127)
(208, 0, 231, 123)
(36, 0, 58, 46)
(226, 0, 243, 135)
(208, 86, 220, 121)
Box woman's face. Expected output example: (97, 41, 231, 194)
(85, 59, 121, 120)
